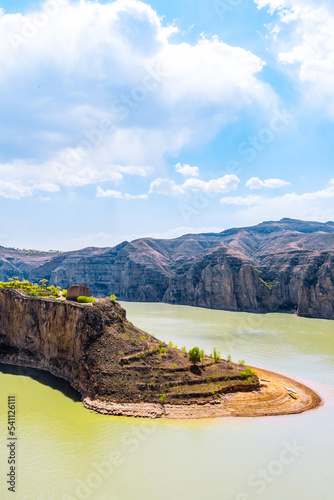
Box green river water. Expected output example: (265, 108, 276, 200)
(0, 302, 333, 500)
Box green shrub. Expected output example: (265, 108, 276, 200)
(160, 394, 167, 404)
(0, 279, 61, 299)
(140, 335, 146, 340)
(226, 354, 232, 362)
(238, 360, 245, 365)
(189, 347, 201, 366)
(239, 367, 256, 380)
(110, 294, 116, 303)
(172, 363, 178, 369)
(168, 341, 174, 348)
(62, 289, 67, 297)
(158, 347, 166, 354)
(212, 348, 221, 362)
(199, 349, 205, 364)
(77, 296, 96, 303)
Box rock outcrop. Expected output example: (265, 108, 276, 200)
(0, 289, 259, 408)
(0, 219, 334, 319)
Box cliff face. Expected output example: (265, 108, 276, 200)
(0, 288, 105, 395)
(0, 289, 259, 406)
(1, 219, 334, 320)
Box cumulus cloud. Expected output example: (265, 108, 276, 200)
(255, 0, 334, 119)
(150, 174, 240, 197)
(0, 179, 59, 199)
(96, 186, 148, 199)
(220, 179, 334, 221)
(246, 177, 291, 189)
(149, 178, 185, 196)
(96, 187, 123, 199)
(183, 174, 240, 193)
(0, 0, 276, 196)
(175, 163, 199, 177)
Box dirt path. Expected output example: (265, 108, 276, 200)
(83, 367, 322, 419)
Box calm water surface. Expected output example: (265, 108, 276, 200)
(0, 302, 333, 500)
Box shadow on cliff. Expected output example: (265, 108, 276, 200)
(0, 363, 81, 402)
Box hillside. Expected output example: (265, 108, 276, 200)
(0, 289, 259, 415)
(1, 218, 334, 319)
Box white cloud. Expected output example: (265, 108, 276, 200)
(246, 177, 291, 189)
(149, 178, 185, 196)
(183, 174, 240, 193)
(220, 179, 334, 220)
(175, 163, 199, 177)
(96, 187, 148, 200)
(255, 0, 334, 119)
(149, 174, 240, 197)
(96, 187, 122, 199)
(0, 179, 60, 199)
(0, 0, 276, 195)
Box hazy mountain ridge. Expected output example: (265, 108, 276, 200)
(1, 219, 334, 319)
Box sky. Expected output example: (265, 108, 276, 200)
(0, 0, 334, 251)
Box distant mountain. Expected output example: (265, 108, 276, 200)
(1, 218, 334, 319)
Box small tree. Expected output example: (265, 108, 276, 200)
(189, 347, 201, 366)
(212, 348, 221, 362)
(199, 349, 205, 365)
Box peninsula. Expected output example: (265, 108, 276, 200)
(0, 284, 321, 418)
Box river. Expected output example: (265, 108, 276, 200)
(0, 302, 333, 500)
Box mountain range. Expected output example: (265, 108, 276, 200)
(1, 218, 333, 319)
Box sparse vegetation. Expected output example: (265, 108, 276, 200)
(158, 347, 166, 354)
(160, 394, 167, 404)
(212, 348, 221, 362)
(239, 367, 256, 380)
(0, 278, 61, 299)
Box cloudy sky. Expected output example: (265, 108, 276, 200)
(0, 0, 334, 250)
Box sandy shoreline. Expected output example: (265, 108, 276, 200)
(83, 366, 322, 419)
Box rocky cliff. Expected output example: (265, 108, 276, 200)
(1, 218, 334, 319)
(0, 289, 259, 407)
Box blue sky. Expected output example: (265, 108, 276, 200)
(0, 0, 334, 250)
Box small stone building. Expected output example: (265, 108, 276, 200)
(67, 285, 90, 301)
